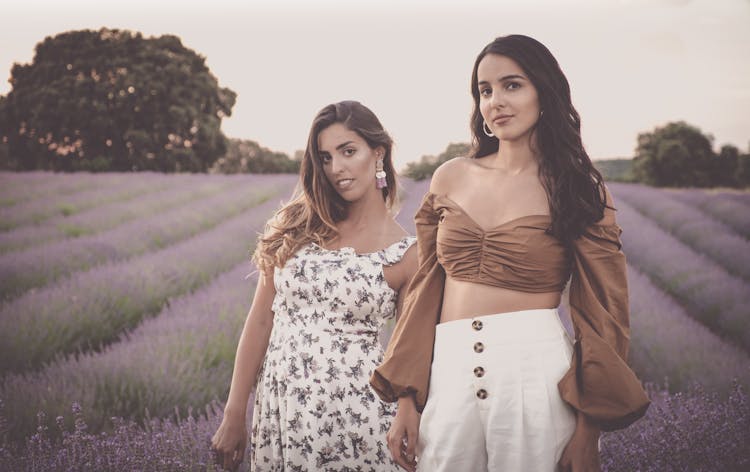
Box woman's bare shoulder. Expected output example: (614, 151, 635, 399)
(430, 157, 471, 195)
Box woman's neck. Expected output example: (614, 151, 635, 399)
(490, 138, 538, 175)
(338, 189, 388, 234)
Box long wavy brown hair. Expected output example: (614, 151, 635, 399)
(253, 101, 398, 275)
(469, 35, 608, 246)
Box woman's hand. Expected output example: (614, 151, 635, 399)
(557, 413, 601, 472)
(387, 394, 420, 471)
(210, 411, 248, 472)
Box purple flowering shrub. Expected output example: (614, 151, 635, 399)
(0, 172, 169, 231)
(600, 382, 749, 471)
(668, 186, 750, 238)
(610, 183, 750, 281)
(1, 263, 256, 442)
(613, 198, 750, 351)
(1, 385, 747, 471)
(0, 175, 294, 300)
(0, 399, 252, 472)
(0, 174, 249, 254)
(626, 265, 750, 393)
(0, 172, 140, 209)
(0, 191, 294, 375)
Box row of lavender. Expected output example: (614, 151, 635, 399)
(0, 172, 153, 210)
(0, 176, 297, 375)
(0, 176, 295, 301)
(1, 261, 258, 440)
(610, 183, 750, 280)
(0, 173, 176, 231)
(609, 184, 750, 353)
(0, 176, 248, 254)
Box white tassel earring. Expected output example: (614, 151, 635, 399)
(375, 156, 387, 189)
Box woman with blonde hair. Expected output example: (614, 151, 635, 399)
(371, 35, 649, 471)
(211, 100, 417, 471)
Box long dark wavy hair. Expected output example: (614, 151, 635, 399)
(254, 100, 397, 274)
(469, 34, 608, 246)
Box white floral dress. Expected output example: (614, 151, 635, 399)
(250, 236, 416, 472)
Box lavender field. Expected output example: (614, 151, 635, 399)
(1, 173, 748, 471)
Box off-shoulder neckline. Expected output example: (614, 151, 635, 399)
(310, 235, 416, 256)
(424, 192, 621, 231)
(426, 192, 551, 233)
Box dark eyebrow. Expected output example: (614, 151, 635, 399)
(335, 141, 355, 151)
(478, 74, 527, 86)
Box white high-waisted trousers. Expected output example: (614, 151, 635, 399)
(416, 308, 577, 472)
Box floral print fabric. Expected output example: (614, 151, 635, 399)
(250, 236, 416, 471)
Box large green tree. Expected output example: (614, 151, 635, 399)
(0, 28, 236, 172)
(632, 121, 716, 187)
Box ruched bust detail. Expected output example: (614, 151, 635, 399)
(433, 194, 569, 292)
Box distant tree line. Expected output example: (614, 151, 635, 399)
(209, 138, 300, 174)
(632, 121, 749, 188)
(402, 122, 748, 188)
(402, 143, 471, 180)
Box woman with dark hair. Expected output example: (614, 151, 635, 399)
(371, 35, 649, 471)
(211, 100, 417, 471)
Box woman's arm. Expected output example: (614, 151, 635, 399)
(557, 185, 648, 470)
(223, 270, 276, 416)
(211, 270, 277, 471)
(387, 264, 420, 472)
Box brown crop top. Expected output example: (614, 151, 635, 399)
(434, 193, 569, 292)
(370, 192, 650, 432)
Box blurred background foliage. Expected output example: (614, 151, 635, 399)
(209, 138, 300, 174)
(402, 122, 750, 189)
(0, 28, 236, 172)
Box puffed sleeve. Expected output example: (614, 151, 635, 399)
(370, 192, 444, 412)
(557, 222, 650, 431)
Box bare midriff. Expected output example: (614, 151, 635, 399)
(439, 276, 562, 323)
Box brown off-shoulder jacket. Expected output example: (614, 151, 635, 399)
(370, 192, 650, 432)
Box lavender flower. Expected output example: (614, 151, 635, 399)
(0, 175, 294, 300)
(0, 263, 257, 441)
(0, 400, 255, 471)
(0, 172, 169, 231)
(626, 265, 750, 393)
(0, 171, 122, 209)
(0, 174, 251, 254)
(0, 178, 296, 374)
(668, 185, 750, 238)
(600, 382, 749, 471)
(611, 182, 750, 281)
(613, 197, 750, 351)
(2, 386, 747, 471)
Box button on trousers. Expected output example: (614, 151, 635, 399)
(416, 308, 577, 472)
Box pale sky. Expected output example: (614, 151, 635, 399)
(2, 0, 749, 170)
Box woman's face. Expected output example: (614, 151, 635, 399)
(477, 54, 541, 144)
(317, 122, 383, 203)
